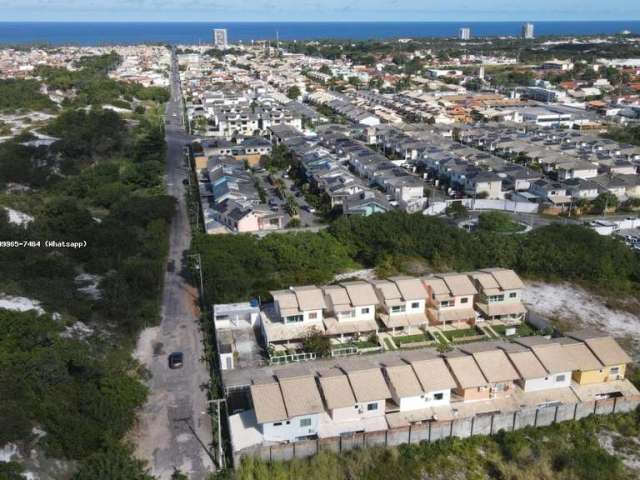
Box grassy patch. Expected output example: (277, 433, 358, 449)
(393, 333, 429, 346)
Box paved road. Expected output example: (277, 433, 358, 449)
(132, 49, 214, 480)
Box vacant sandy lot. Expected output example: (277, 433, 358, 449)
(523, 281, 640, 358)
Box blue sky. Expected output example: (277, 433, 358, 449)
(2, 0, 639, 22)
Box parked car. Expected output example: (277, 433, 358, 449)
(168, 352, 184, 369)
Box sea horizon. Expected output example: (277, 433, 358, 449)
(1, 20, 640, 46)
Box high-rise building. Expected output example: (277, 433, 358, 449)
(459, 27, 471, 40)
(213, 28, 228, 49)
(522, 22, 535, 40)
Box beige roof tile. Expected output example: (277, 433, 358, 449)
(250, 382, 288, 424)
(445, 354, 488, 389)
(371, 279, 402, 302)
(471, 350, 520, 383)
(439, 273, 478, 296)
(409, 357, 457, 392)
(482, 268, 525, 290)
(343, 364, 392, 402)
(323, 285, 351, 311)
(562, 341, 604, 371)
(505, 350, 548, 380)
(342, 281, 379, 306)
(389, 276, 428, 301)
(530, 343, 576, 374)
(584, 337, 632, 366)
(317, 368, 356, 410)
(278, 375, 324, 418)
(292, 285, 327, 311)
(384, 363, 423, 398)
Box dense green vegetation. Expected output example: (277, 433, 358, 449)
(192, 232, 356, 304)
(194, 212, 640, 306)
(0, 78, 56, 112)
(330, 212, 640, 292)
(226, 411, 640, 480)
(0, 310, 147, 458)
(0, 103, 171, 476)
(607, 124, 640, 147)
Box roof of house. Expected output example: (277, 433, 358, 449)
(370, 279, 403, 303)
(561, 341, 604, 371)
(250, 382, 288, 424)
(528, 342, 576, 374)
(502, 347, 548, 380)
(322, 285, 351, 312)
(384, 362, 424, 398)
(408, 357, 458, 392)
(271, 285, 326, 314)
(342, 362, 392, 402)
(277, 374, 325, 418)
(566, 331, 632, 366)
(438, 273, 478, 296)
(342, 281, 380, 307)
(292, 286, 327, 311)
(317, 368, 357, 410)
(468, 349, 520, 383)
(472, 268, 525, 293)
(389, 276, 428, 301)
(445, 354, 488, 389)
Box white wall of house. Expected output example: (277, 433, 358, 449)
(261, 413, 320, 442)
(330, 400, 385, 422)
(394, 389, 451, 412)
(389, 299, 425, 317)
(337, 304, 376, 322)
(521, 372, 572, 392)
(353, 400, 385, 418)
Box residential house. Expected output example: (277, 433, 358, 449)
(371, 277, 428, 333)
(567, 330, 632, 383)
(422, 273, 478, 329)
(444, 351, 492, 402)
(321, 282, 379, 340)
(341, 361, 392, 416)
(515, 337, 575, 390)
(500, 342, 572, 392)
(342, 189, 392, 216)
(260, 286, 327, 346)
(459, 343, 520, 399)
(249, 371, 324, 443)
(316, 368, 387, 436)
(465, 170, 504, 199)
(468, 269, 527, 324)
(558, 338, 607, 385)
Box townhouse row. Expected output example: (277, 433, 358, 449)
(258, 268, 526, 347)
(226, 330, 634, 452)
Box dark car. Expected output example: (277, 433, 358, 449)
(168, 352, 184, 369)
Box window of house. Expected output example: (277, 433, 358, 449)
(433, 393, 444, 400)
(460, 297, 468, 304)
(367, 403, 378, 411)
(286, 314, 304, 323)
(440, 301, 452, 308)
(411, 302, 420, 309)
(308, 312, 318, 320)
(361, 307, 370, 315)
(489, 295, 505, 303)
(391, 305, 406, 314)
(273, 422, 282, 427)
(300, 418, 312, 427)
(610, 367, 620, 375)
(509, 292, 517, 299)
(555, 375, 566, 382)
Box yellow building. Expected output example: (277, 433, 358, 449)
(566, 332, 631, 384)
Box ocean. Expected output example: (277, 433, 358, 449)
(0, 21, 639, 46)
